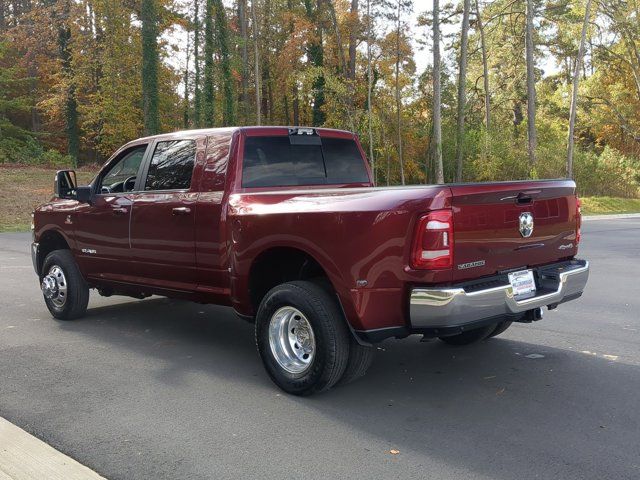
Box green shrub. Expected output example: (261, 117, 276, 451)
(466, 127, 639, 197)
(574, 147, 639, 198)
(0, 137, 73, 167)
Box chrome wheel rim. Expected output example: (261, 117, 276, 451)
(41, 265, 68, 308)
(268, 306, 316, 374)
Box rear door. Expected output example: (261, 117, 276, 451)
(128, 138, 200, 291)
(450, 180, 579, 282)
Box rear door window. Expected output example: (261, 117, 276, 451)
(242, 136, 369, 187)
(144, 140, 196, 191)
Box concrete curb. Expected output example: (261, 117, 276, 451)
(0, 417, 106, 480)
(583, 213, 640, 221)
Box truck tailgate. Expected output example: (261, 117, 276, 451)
(450, 180, 579, 282)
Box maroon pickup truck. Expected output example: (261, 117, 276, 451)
(32, 127, 589, 395)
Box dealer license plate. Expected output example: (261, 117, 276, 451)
(508, 269, 536, 299)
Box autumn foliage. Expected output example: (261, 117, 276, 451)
(0, 0, 639, 197)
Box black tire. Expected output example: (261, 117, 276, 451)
(488, 320, 513, 338)
(338, 340, 375, 386)
(438, 323, 496, 346)
(41, 249, 89, 320)
(255, 281, 350, 396)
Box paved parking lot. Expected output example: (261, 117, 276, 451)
(1, 218, 639, 480)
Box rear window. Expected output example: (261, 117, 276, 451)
(242, 136, 369, 187)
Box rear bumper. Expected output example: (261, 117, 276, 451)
(409, 259, 589, 330)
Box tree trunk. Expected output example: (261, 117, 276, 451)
(0, 0, 6, 32)
(203, 0, 215, 126)
(266, 64, 274, 123)
(251, 0, 261, 124)
(285, 0, 299, 126)
(293, 86, 300, 125)
(513, 101, 523, 136)
(366, 0, 374, 184)
(525, 0, 537, 167)
(327, 1, 347, 75)
(183, 29, 190, 128)
(57, 0, 79, 166)
(348, 0, 358, 80)
(455, 0, 471, 182)
(381, 116, 390, 185)
(238, 0, 249, 122)
(395, 0, 404, 185)
(141, 0, 160, 135)
(213, 0, 234, 125)
(433, 0, 444, 184)
(193, 0, 201, 127)
(476, 0, 490, 150)
(566, 0, 592, 178)
(305, 0, 325, 126)
(262, 0, 272, 122)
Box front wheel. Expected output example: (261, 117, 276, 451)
(41, 249, 89, 320)
(255, 281, 350, 396)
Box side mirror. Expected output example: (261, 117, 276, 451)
(54, 170, 93, 204)
(54, 170, 77, 199)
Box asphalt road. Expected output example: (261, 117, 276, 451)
(1, 218, 639, 480)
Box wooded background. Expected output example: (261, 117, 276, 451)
(1, 0, 639, 197)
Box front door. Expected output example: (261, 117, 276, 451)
(128, 138, 199, 291)
(74, 144, 149, 282)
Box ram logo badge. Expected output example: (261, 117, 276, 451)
(519, 212, 534, 238)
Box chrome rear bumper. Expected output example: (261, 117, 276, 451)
(409, 260, 589, 329)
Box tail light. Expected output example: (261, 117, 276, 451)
(576, 196, 582, 245)
(411, 209, 453, 269)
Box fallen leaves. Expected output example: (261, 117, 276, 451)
(581, 350, 619, 361)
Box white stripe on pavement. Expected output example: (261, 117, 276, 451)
(0, 417, 106, 480)
(583, 213, 640, 221)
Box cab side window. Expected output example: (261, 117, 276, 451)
(100, 145, 147, 193)
(144, 140, 196, 191)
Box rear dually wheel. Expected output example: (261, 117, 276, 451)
(255, 281, 350, 396)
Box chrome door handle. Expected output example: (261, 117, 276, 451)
(112, 207, 128, 215)
(172, 207, 192, 215)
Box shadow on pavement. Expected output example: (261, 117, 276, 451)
(56, 296, 639, 480)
